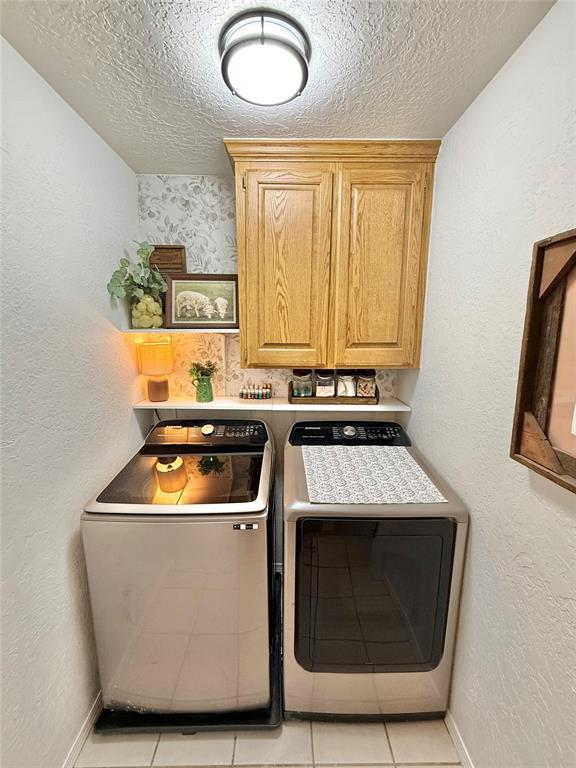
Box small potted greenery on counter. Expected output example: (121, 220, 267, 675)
(189, 360, 218, 403)
(107, 241, 167, 328)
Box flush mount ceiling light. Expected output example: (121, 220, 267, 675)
(219, 10, 310, 106)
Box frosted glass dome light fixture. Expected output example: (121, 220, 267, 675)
(219, 11, 310, 106)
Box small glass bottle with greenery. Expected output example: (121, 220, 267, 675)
(107, 242, 167, 328)
(189, 360, 218, 403)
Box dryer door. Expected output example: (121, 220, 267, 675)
(295, 517, 455, 673)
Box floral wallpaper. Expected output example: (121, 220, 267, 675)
(167, 334, 226, 398)
(137, 174, 397, 399)
(224, 335, 292, 396)
(160, 333, 396, 399)
(138, 175, 237, 273)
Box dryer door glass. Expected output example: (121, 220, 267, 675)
(295, 518, 455, 673)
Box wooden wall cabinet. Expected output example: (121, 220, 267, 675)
(225, 140, 440, 368)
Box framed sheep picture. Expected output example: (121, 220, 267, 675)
(165, 274, 239, 329)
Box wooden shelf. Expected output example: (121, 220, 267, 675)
(133, 396, 411, 413)
(122, 328, 239, 335)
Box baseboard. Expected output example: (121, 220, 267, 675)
(61, 692, 102, 768)
(445, 710, 474, 768)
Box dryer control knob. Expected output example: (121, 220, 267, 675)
(201, 423, 215, 436)
(342, 425, 357, 438)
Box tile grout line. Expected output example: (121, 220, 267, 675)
(149, 732, 161, 767)
(217, 763, 458, 767)
(383, 721, 396, 766)
(310, 720, 315, 766)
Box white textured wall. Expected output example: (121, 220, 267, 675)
(399, 4, 576, 767)
(1, 41, 144, 768)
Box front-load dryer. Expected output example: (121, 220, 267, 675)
(283, 420, 468, 719)
(82, 419, 275, 724)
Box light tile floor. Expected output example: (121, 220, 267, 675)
(76, 719, 461, 768)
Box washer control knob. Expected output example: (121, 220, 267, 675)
(342, 425, 357, 438)
(201, 423, 215, 436)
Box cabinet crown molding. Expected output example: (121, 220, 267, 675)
(224, 138, 441, 164)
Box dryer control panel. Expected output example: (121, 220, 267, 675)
(288, 421, 411, 446)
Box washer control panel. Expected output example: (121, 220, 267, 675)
(222, 424, 262, 439)
(143, 419, 268, 453)
(289, 421, 411, 446)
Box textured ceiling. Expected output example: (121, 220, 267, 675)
(1, 0, 553, 174)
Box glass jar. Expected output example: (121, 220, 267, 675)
(131, 292, 164, 329)
(337, 370, 356, 397)
(292, 369, 313, 397)
(315, 370, 336, 397)
(356, 369, 377, 398)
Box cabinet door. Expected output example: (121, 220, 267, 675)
(241, 168, 333, 367)
(333, 164, 431, 367)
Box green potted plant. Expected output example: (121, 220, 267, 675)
(198, 456, 226, 475)
(189, 360, 218, 403)
(107, 241, 167, 328)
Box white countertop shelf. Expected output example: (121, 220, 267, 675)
(133, 396, 411, 413)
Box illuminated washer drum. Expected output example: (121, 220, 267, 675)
(219, 11, 311, 106)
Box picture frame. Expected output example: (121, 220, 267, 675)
(510, 228, 576, 495)
(150, 246, 187, 315)
(150, 245, 186, 275)
(165, 273, 239, 329)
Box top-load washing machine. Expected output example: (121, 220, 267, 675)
(82, 419, 277, 730)
(283, 420, 468, 719)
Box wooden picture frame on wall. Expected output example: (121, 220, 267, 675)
(510, 228, 576, 494)
(165, 274, 239, 329)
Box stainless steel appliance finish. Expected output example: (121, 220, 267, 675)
(283, 421, 468, 718)
(82, 419, 274, 715)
